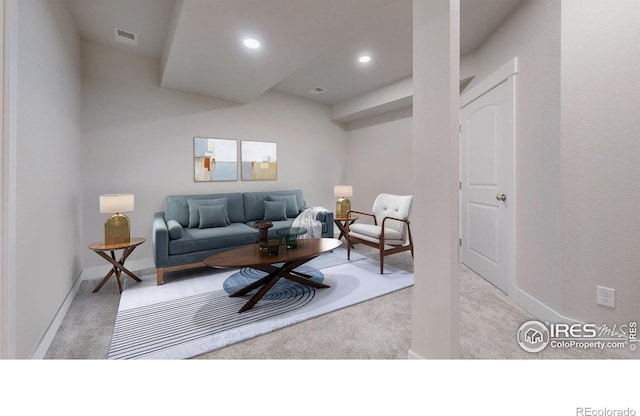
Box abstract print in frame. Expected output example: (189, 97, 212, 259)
(194, 137, 238, 182)
(241, 140, 277, 181)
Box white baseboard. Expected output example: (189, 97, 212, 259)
(514, 288, 580, 325)
(32, 257, 156, 359)
(80, 257, 155, 281)
(31, 274, 84, 359)
(407, 349, 424, 359)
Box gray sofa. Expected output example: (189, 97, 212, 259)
(152, 189, 333, 285)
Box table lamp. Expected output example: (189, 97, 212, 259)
(334, 185, 353, 218)
(100, 194, 134, 244)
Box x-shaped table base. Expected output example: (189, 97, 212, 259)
(229, 256, 330, 313)
(92, 246, 142, 294)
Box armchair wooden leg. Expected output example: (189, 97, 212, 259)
(380, 246, 385, 274)
(347, 235, 351, 260)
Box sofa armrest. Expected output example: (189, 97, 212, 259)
(152, 211, 169, 268)
(316, 210, 334, 238)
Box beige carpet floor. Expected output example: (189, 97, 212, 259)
(45, 244, 622, 359)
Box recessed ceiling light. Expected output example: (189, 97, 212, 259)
(358, 55, 371, 63)
(243, 38, 261, 49)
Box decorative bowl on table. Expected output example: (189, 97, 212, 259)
(276, 227, 308, 249)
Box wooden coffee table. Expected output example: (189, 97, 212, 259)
(204, 238, 342, 313)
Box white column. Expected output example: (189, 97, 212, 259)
(409, 0, 460, 358)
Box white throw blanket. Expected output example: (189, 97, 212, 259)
(292, 207, 331, 239)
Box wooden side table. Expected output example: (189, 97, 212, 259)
(334, 215, 358, 247)
(88, 238, 145, 293)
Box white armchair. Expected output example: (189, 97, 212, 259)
(346, 193, 414, 274)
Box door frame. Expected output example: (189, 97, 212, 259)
(459, 57, 518, 297)
(1, 0, 6, 359)
(1, 0, 17, 359)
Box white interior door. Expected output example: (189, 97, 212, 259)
(460, 76, 515, 295)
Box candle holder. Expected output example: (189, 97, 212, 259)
(253, 221, 274, 254)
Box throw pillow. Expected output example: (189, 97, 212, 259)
(198, 204, 230, 229)
(263, 200, 287, 221)
(166, 219, 184, 239)
(187, 197, 228, 228)
(268, 194, 299, 218)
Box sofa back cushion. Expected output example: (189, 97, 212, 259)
(165, 192, 245, 227)
(263, 200, 288, 221)
(198, 204, 231, 229)
(268, 194, 299, 217)
(243, 190, 305, 222)
(187, 197, 229, 228)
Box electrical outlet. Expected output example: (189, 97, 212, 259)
(597, 286, 616, 308)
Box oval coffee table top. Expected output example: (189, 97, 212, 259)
(204, 238, 342, 268)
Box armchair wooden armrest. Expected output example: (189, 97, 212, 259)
(381, 216, 411, 227)
(381, 216, 412, 246)
(346, 209, 377, 225)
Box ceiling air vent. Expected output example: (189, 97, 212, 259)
(113, 27, 138, 47)
(308, 87, 326, 95)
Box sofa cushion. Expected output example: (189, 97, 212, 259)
(167, 220, 183, 239)
(269, 194, 299, 217)
(187, 197, 228, 228)
(243, 190, 305, 222)
(165, 193, 245, 227)
(199, 204, 230, 229)
(169, 223, 258, 255)
(263, 200, 287, 221)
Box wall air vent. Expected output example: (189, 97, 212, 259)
(113, 27, 138, 47)
(308, 87, 326, 95)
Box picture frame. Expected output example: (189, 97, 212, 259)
(193, 137, 238, 182)
(241, 140, 277, 181)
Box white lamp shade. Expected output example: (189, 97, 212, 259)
(334, 185, 353, 198)
(100, 194, 134, 213)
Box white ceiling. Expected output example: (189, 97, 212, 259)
(67, 0, 523, 105)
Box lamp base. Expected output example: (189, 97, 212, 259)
(336, 198, 351, 219)
(104, 213, 131, 245)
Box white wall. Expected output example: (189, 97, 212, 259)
(561, 0, 640, 325)
(81, 42, 348, 267)
(13, 0, 83, 358)
(345, 107, 413, 211)
(461, 0, 563, 313)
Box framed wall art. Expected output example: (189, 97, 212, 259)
(241, 140, 277, 181)
(193, 137, 238, 182)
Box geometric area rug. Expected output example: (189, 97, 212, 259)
(108, 248, 413, 359)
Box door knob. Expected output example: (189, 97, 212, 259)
(496, 194, 507, 202)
